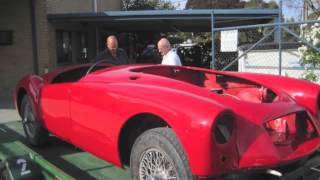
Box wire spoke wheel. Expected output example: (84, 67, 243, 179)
(22, 102, 36, 138)
(139, 148, 178, 180)
(20, 95, 48, 146)
(130, 128, 193, 180)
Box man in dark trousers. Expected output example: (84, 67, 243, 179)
(94, 35, 129, 65)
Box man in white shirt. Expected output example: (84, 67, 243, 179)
(157, 38, 182, 66)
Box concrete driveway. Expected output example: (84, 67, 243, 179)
(0, 95, 20, 124)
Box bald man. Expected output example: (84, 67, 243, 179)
(157, 38, 181, 66)
(94, 35, 128, 65)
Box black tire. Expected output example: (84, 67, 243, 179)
(20, 95, 48, 146)
(130, 127, 194, 180)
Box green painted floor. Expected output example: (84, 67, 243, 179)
(0, 121, 131, 180)
(2, 121, 319, 180)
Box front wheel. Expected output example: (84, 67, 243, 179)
(20, 95, 48, 146)
(130, 128, 194, 180)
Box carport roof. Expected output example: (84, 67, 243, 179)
(47, 9, 279, 32)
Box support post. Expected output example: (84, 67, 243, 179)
(278, 0, 283, 75)
(211, 10, 215, 69)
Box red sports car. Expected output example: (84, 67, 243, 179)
(13, 62, 320, 179)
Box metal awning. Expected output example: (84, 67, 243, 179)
(47, 9, 279, 32)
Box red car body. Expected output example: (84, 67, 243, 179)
(13, 64, 320, 178)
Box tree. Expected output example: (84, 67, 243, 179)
(308, 0, 320, 19)
(298, 20, 320, 82)
(308, 0, 320, 17)
(186, 0, 245, 9)
(185, 0, 281, 9)
(283, 0, 320, 20)
(121, 0, 175, 10)
(244, 0, 278, 9)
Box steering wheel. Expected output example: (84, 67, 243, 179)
(86, 60, 115, 75)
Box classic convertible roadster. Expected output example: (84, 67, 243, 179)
(13, 62, 320, 179)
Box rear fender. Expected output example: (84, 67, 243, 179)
(270, 79, 320, 121)
(232, 73, 320, 121)
(16, 75, 46, 126)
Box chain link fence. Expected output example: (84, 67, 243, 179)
(214, 18, 320, 83)
(214, 26, 276, 72)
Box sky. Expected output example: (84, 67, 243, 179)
(168, 0, 305, 20)
(169, 0, 187, 10)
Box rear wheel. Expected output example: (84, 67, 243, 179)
(130, 127, 194, 180)
(21, 95, 48, 146)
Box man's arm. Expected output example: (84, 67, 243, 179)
(173, 53, 182, 65)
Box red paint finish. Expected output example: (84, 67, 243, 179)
(41, 83, 72, 141)
(13, 64, 320, 178)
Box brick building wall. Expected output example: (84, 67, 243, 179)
(0, 0, 121, 97)
(0, 0, 34, 97)
(35, 0, 51, 74)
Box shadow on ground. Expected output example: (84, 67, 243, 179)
(0, 121, 130, 180)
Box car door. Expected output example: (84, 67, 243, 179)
(69, 81, 122, 164)
(40, 83, 72, 141)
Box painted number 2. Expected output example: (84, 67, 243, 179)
(16, 158, 31, 176)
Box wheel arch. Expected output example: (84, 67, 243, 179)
(15, 74, 46, 127)
(118, 113, 171, 166)
(17, 88, 27, 116)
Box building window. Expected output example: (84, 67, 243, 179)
(56, 31, 72, 64)
(77, 32, 89, 63)
(0, 30, 13, 45)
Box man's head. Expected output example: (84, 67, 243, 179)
(106, 35, 118, 56)
(157, 38, 171, 56)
